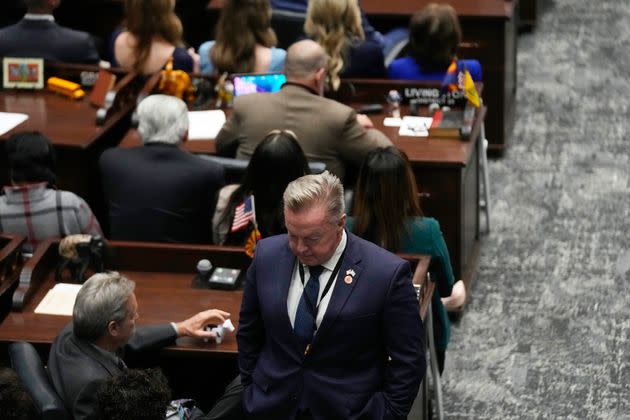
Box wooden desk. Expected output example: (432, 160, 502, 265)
(0, 65, 154, 232)
(360, 0, 517, 156)
(1, 239, 432, 345)
(0, 239, 250, 405)
(3, 240, 250, 355)
(0, 239, 431, 404)
(0, 234, 26, 319)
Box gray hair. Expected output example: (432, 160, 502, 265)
(284, 40, 329, 79)
(73, 272, 136, 341)
(283, 171, 344, 222)
(137, 94, 188, 145)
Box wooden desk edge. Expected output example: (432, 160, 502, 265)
(0, 235, 26, 298)
(12, 240, 58, 311)
(398, 253, 433, 321)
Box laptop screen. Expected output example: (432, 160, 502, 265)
(232, 73, 286, 96)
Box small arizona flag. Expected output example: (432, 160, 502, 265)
(244, 226, 261, 258)
(441, 59, 480, 108)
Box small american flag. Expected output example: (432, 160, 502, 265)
(230, 195, 256, 232)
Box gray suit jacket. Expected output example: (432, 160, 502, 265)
(48, 323, 177, 420)
(0, 18, 99, 63)
(215, 83, 392, 181)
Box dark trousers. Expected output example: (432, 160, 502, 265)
(204, 375, 244, 420)
(295, 410, 314, 420)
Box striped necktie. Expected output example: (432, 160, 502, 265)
(294, 265, 324, 346)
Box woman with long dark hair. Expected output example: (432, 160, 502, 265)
(212, 129, 310, 245)
(199, 0, 285, 75)
(348, 146, 465, 372)
(111, 0, 199, 74)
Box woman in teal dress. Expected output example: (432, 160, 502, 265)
(347, 146, 465, 373)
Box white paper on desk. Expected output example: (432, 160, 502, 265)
(34, 283, 82, 316)
(187, 110, 226, 140)
(383, 117, 403, 127)
(0, 112, 28, 136)
(398, 116, 432, 137)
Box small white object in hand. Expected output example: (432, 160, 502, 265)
(205, 319, 235, 344)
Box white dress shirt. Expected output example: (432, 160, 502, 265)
(287, 230, 347, 330)
(24, 14, 55, 22)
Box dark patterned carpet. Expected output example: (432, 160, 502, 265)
(412, 1, 630, 418)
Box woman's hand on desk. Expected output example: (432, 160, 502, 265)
(175, 309, 231, 339)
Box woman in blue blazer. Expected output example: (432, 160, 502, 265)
(388, 3, 482, 82)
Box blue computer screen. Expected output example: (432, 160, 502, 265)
(233, 73, 287, 96)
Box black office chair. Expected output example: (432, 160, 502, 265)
(198, 155, 326, 184)
(270, 9, 306, 50)
(8, 342, 69, 420)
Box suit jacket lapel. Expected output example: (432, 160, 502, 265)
(312, 233, 363, 346)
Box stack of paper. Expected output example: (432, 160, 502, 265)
(398, 116, 433, 137)
(0, 112, 28, 136)
(34, 283, 83, 316)
(187, 110, 226, 140)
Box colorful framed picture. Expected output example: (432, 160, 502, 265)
(3, 57, 44, 89)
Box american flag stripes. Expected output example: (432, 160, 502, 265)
(230, 195, 256, 232)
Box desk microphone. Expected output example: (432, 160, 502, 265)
(196, 259, 212, 283)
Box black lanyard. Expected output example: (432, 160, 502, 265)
(298, 247, 346, 319)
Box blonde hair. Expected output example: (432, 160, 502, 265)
(283, 171, 345, 223)
(304, 0, 364, 91)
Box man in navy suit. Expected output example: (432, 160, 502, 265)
(0, 0, 99, 63)
(237, 172, 425, 419)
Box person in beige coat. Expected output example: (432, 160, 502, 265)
(215, 39, 391, 182)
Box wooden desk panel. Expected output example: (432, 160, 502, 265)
(360, 0, 509, 17)
(0, 92, 104, 147)
(1, 240, 249, 355)
(0, 235, 25, 320)
(519, 0, 544, 29)
(0, 240, 431, 350)
(0, 238, 431, 406)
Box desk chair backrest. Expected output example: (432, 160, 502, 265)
(271, 9, 306, 50)
(199, 155, 326, 184)
(8, 342, 69, 420)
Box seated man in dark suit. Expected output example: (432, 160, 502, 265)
(99, 94, 225, 243)
(0, 0, 99, 63)
(215, 39, 391, 182)
(48, 271, 241, 420)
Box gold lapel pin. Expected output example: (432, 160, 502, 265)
(344, 269, 355, 284)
